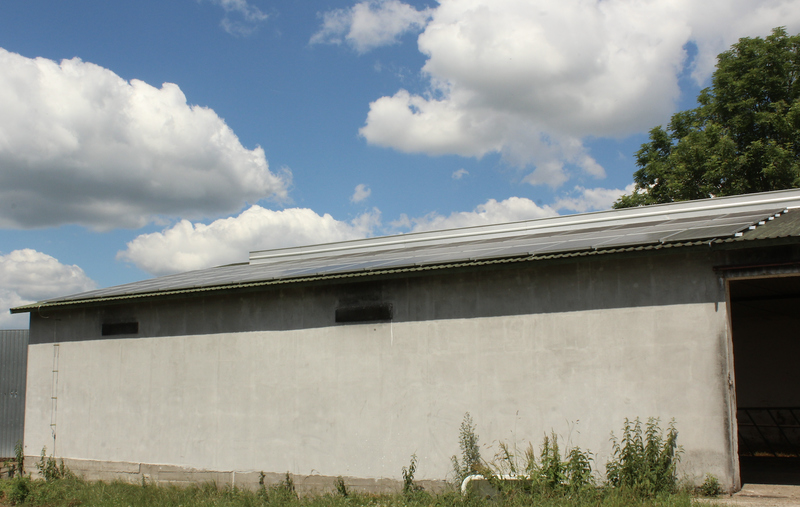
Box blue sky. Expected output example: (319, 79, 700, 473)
(1, 0, 798, 328)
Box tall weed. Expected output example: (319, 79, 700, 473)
(14, 441, 24, 478)
(564, 446, 593, 492)
(402, 453, 423, 495)
(606, 418, 681, 496)
(34, 447, 71, 482)
(451, 413, 483, 484)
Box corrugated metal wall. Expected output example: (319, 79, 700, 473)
(1, 330, 28, 459)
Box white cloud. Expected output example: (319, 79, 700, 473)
(553, 184, 636, 213)
(311, 0, 432, 53)
(206, 0, 268, 36)
(360, 0, 800, 186)
(351, 183, 372, 203)
(0, 48, 289, 230)
(0, 290, 29, 330)
(686, 1, 800, 82)
(394, 196, 557, 232)
(118, 205, 381, 276)
(0, 249, 96, 329)
(452, 168, 468, 180)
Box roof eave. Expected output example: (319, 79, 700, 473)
(10, 238, 728, 314)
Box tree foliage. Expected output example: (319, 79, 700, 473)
(615, 27, 800, 208)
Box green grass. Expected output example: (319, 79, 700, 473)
(0, 476, 707, 507)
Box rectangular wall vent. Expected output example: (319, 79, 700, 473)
(101, 322, 139, 336)
(335, 304, 393, 323)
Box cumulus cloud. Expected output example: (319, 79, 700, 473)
(0, 250, 96, 329)
(360, 0, 800, 186)
(392, 196, 557, 232)
(311, 0, 432, 53)
(553, 184, 636, 214)
(351, 183, 372, 203)
(206, 0, 268, 36)
(0, 48, 288, 230)
(118, 205, 381, 276)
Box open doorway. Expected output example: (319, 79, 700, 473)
(730, 275, 800, 485)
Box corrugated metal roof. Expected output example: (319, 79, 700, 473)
(12, 188, 800, 313)
(0, 330, 28, 458)
(734, 207, 800, 240)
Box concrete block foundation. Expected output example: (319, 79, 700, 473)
(23, 457, 447, 495)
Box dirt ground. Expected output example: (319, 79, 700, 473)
(700, 484, 800, 506)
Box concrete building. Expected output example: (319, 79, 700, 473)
(12, 189, 800, 491)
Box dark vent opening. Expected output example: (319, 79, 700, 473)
(102, 322, 139, 336)
(336, 303, 393, 323)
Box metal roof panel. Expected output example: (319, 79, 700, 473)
(15, 189, 800, 312)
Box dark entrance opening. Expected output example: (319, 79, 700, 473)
(730, 275, 800, 485)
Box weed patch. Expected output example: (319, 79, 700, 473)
(35, 447, 72, 482)
(455, 414, 691, 501)
(606, 418, 682, 496)
(698, 474, 723, 497)
(334, 476, 348, 497)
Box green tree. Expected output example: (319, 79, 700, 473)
(615, 27, 800, 208)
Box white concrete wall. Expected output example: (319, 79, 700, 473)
(24, 302, 734, 486)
